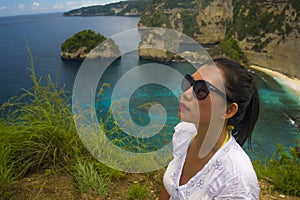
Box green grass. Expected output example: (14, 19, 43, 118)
(126, 183, 148, 200)
(72, 159, 110, 196)
(0, 144, 17, 197)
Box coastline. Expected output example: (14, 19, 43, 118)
(249, 65, 300, 99)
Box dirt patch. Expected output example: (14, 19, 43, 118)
(259, 179, 300, 200)
(11, 172, 80, 200)
(10, 170, 164, 200)
(8, 171, 300, 200)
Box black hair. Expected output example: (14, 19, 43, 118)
(213, 57, 260, 147)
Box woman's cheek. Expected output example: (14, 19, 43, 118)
(198, 99, 213, 123)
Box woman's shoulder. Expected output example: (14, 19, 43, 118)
(174, 121, 196, 133)
(226, 139, 256, 172)
(172, 121, 197, 157)
(216, 138, 260, 198)
(218, 137, 257, 177)
(201, 137, 259, 199)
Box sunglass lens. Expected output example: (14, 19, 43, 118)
(181, 75, 193, 91)
(194, 81, 209, 99)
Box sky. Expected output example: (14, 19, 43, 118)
(0, 0, 119, 17)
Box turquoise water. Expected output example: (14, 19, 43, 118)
(246, 69, 300, 160)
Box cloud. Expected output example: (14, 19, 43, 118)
(51, 1, 118, 12)
(53, 3, 64, 10)
(18, 4, 25, 10)
(66, 1, 104, 9)
(31, 2, 41, 9)
(0, 6, 7, 11)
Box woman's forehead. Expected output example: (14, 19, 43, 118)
(192, 64, 224, 84)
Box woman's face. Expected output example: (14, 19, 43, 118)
(178, 65, 226, 125)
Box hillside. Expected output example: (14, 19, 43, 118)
(230, 0, 300, 78)
(138, 0, 300, 78)
(63, 0, 153, 16)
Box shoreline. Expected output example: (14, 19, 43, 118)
(249, 65, 300, 99)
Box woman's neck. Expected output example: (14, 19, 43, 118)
(193, 123, 228, 158)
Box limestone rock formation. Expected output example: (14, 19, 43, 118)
(232, 0, 300, 78)
(138, 0, 233, 45)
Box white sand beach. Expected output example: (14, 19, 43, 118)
(249, 65, 300, 100)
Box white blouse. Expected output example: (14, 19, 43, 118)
(163, 122, 260, 200)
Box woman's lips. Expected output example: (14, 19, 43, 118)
(179, 102, 190, 111)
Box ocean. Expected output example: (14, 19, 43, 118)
(0, 12, 299, 160)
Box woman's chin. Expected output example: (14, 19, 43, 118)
(178, 111, 182, 120)
(178, 111, 195, 124)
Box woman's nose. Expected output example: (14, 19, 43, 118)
(181, 87, 194, 101)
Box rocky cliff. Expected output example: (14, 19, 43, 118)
(138, 0, 233, 44)
(139, 0, 300, 78)
(231, 0, 300, 78)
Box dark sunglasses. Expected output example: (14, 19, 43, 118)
(181, 74, 232, 101)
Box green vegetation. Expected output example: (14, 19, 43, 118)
(139, 10, 171, 28)
(72, 159, 110, 195)
(253, 144, 300, 196)
(201, 0, 212, 9)
(139, 0, 199, 30)
(0, 144, 16, 197)
(63, 0, 153, 16)
(208, 36, 247, 62)
(229, 0, 299, 50)
(252, 37, 273, 52)
(159, 0, 195, 9)
(290, 0, 300, 12)
(126, 183, 148, 200)
(61, 29, 106, 54)
(0, 67, 79, 197)
(180, 9, 201, 37)
(230, 3, 280, 41)
(118, 0, 153, 15)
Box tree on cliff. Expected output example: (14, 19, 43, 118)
(61, 30, 106, 54)
(60, 30, 108, 61)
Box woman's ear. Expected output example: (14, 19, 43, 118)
(225, 103, 238, 119)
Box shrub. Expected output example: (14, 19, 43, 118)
(254, 144, 300, 197)
(208, 36, 247, 62)
(269, 144, 300, 196)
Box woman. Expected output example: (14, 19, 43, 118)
(159, 57, 260, 199)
